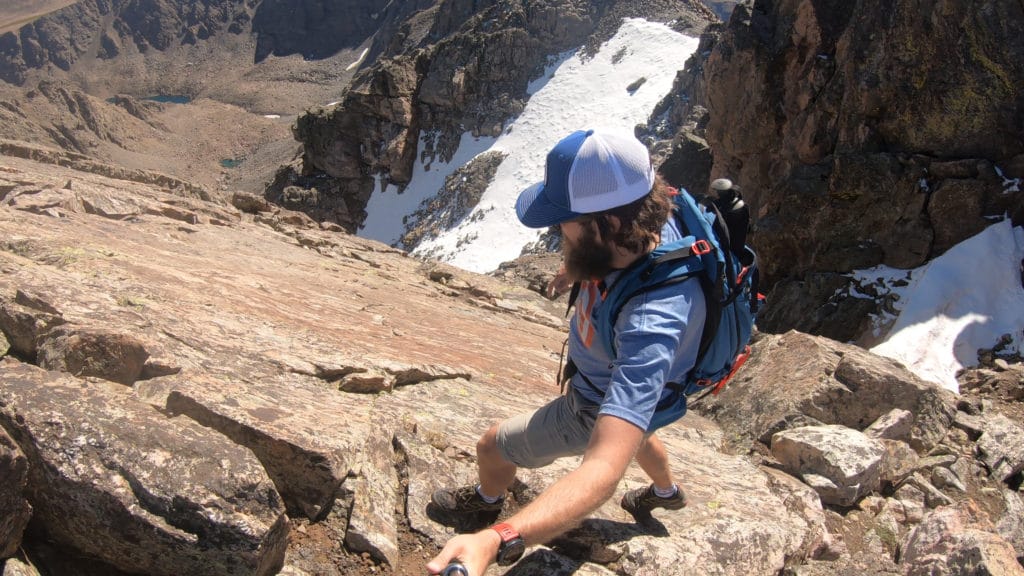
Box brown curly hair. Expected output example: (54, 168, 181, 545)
(576, 175, 674, 253)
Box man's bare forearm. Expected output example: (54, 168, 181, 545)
(505, 459, 620, 544)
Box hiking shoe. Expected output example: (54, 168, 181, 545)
(431, 485, 505, 515)
(620, 484, 687, 518)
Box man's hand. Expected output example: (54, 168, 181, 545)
(426, 528, 501, 576)
(546, 266, 572, 299)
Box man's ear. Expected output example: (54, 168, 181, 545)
(605, 215, 622, 233)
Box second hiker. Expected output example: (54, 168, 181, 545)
(427, 128, 707, 576)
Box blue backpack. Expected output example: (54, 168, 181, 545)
(562, 186, 763, 431)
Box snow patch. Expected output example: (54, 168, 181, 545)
(346, 48, 370, 71)
(390, 18, 698, 272)
(870, 220, 1024, 393)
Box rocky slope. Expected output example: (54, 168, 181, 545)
(7, 0, 1020, 341)
(2, 142, 1022, 576)
(1, 0, 1023, 574)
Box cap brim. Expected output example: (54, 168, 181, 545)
(515, 181, 582, 228)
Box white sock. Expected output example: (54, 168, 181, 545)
(476, 485, 502, 503)
(653, 484, 678, 499)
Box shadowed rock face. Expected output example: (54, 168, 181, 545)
(650, 0, 1024, 337)
(252, 0, 385, 62)
(0, 427, 31, 559)
(251, 0, 444, 63)
(704, 0, 1024, 279)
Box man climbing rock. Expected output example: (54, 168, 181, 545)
(427, 128, 707, 575)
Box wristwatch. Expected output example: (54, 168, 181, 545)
(491, 522, 526, 566)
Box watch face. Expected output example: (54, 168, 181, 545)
(496, 537, 526, 566)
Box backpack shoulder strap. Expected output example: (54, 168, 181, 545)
(594, 238, 709, 357)
(595, 189, 729, 359)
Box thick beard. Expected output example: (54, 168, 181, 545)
(563, 224, 616, 281)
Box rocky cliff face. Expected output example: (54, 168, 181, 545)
(251, 0, 449, 65)
(1, 0, 536, 102)
(681, 0, 1024, 337)
(280, 0, 715, 232)
(0, 0, 254, 85)
(2, 144, 1022, 575)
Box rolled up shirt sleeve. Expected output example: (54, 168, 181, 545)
(598, 279, 705, 431)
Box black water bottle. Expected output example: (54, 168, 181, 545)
(441, 561, 469, 576)
(710, 178, 749, 259)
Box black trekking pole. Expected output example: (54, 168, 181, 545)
(441, 560, 469, 575)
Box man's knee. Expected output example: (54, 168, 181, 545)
(477, 423, 503, 458)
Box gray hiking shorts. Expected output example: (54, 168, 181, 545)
(495, 388, 600, 468)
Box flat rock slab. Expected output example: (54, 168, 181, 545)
(136, 372, 377, 522)
(0, 360, 289, 576)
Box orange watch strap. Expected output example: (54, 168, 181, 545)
(491, 522, 519, 542)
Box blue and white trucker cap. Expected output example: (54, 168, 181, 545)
(515, 129, 656, 229)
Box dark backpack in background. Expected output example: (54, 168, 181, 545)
(564, 180, 764, 431)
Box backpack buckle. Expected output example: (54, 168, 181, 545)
(736, 265, 750, 285)
(692, 239, 712, 255)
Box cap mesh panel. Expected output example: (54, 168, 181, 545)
(570, 142, 618, 200)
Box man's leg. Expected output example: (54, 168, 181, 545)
(621, 433, 687, 517)
(634, 433, 674, 490)
(477, 423, 517, 499)
(431, 391, 596, 518)
(428, 425, 510, 520)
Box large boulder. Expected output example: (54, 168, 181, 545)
(902, 500, 1024, 576)
(771, 425, 885, 507)
(36, 325, 150, 385)
(697, 331, 957, 452)
(0, 427, 31, 559)
(0, 360, 289, 576)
